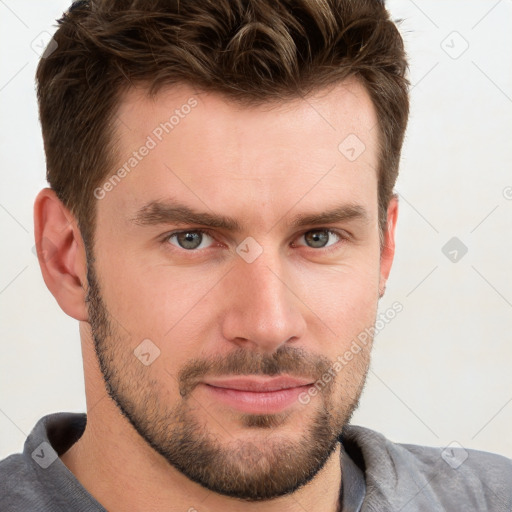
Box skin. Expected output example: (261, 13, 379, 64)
(34, 78, 398, 512)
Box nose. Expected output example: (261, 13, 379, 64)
(220, 251, 307, 353)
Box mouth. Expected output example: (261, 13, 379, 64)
(199, 376, 314, 415)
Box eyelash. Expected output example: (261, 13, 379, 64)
(160, 228, 349, 254)
(290, 229, 346, 252)
(162, 229, 216, 250)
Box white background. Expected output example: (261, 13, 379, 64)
(1, 1, 511, 461)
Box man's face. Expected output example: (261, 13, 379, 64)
(86, 79, 389, 500)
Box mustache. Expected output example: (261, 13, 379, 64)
(178, 346, 333, 397)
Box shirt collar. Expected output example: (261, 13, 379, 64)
(340, 442, 366, 512)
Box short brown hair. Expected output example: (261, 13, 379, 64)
(36, 0, 409, 252)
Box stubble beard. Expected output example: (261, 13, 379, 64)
(85, 259, 371, 501)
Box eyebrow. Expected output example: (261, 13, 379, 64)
(130, 201, 242, 231)
(289, 204, 369, 228)
(129, 199, 369, 231)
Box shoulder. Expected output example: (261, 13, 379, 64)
(0, 412, 99, 511)
(0, 451, 54, 509)
(342, 425, 512, 511)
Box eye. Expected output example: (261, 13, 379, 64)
(295, 229, 342, 249)
(165, 230, 214, 250)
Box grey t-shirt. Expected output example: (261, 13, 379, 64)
(1, 412, 511, 511)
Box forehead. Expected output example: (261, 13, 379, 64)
(103, 79, 379, 228)
(114, 79, 378, 153)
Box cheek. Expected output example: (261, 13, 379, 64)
(294, 254, 380, 322)
(95, 252, 224, 347)
(286, 254, 381, 366)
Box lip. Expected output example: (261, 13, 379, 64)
(204, 376, 313, 392)
(199, 376, 314, 414)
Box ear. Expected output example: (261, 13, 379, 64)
(33, 188, 89, 321)
(379, 194, 398, 297)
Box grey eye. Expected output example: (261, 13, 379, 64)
(168, 231, 213, 250)
(304, 230, 329, 248)
(299, 230, 340, 249)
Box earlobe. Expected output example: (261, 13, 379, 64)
(33, 188, 89, 321)
(379, 194, 399, 297)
